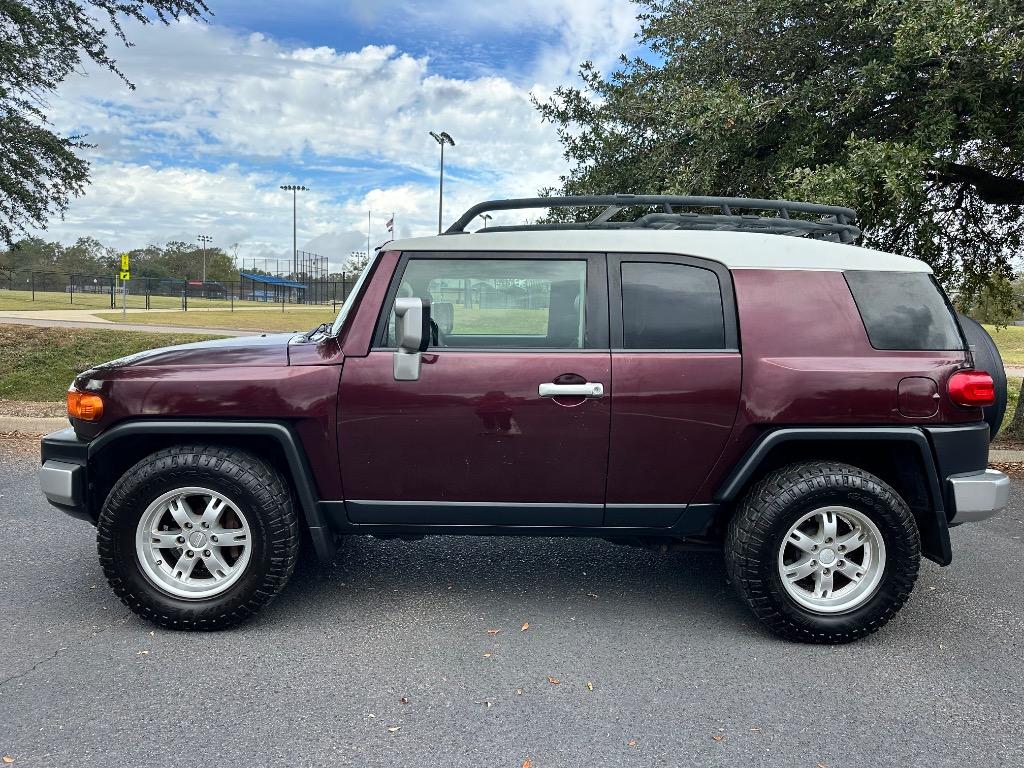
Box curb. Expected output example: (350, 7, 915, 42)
(0, 415, 68, 435)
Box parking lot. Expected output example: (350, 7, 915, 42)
(1, 439, 1022, 767)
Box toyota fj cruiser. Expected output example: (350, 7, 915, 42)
(39, 195, 1010, 642)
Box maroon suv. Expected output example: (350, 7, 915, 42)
(39, 195, 1009, 642)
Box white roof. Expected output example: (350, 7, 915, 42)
(388, 230, 930, 273)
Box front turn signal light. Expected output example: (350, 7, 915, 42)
(67, 389, 105, 421)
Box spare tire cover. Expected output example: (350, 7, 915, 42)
(957, 313, 1007, 438)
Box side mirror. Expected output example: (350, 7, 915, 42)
(393, 297, 430, 381)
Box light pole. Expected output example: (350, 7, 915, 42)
(479, 213, 492, 229)
(280, 185, 309, 277)
(429, 131, 455, 234)
(197, 234, 212, 283)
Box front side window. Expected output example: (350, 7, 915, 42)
(620, 262, 726, 349)
(384, 258, 587, 349)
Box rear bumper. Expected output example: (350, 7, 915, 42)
(923, 422, 1005, 526)
(948, 469, 1010, 524)
(39, 428, 93, 523)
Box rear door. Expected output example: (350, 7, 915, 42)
(337, 251, 611, 526)
(605, 254, 742, 526)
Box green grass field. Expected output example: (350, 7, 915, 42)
(95, 307, 337, 332)
(983, 324, 1024, 366)
(0, 288, 325, 312)
(0, 325, 213, 401)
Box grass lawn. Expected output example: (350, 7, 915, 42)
(450, 307, 549, 335)
(983, 324, 1024, 366)
(0, 325, 213, 401)
(0, 289, 324, 313)
(95, 307, 337, 332)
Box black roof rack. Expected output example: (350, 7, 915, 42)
(445, 194, 861, 244)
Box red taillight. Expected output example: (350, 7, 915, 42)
(948, 371, 995, 408)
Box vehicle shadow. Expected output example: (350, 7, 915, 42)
(267, 533, 756, 634)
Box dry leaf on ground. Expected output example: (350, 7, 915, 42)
(387, 726, 400, 733)
(400, 697, 409, 705)
(586, 681, 593, 691)
(3, 757, 13, 765)
(712, 734, 724, 742)
(521, 622, 530, 631)
(627, 740, 637, 748)
(487, 629, 501, 635)
(522, 758, 532, 768)
(546, 676, 560, 685)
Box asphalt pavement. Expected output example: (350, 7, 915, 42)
(1, 440, 1022, 767)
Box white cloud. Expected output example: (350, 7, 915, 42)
(33, 3, 641, 264)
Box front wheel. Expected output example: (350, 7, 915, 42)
(97, 445, 299, 630)
(725, 461, 920, 643)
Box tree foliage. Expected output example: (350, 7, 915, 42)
(536, 0, 1024, 303)
(0, 1, 210, 245)
(1, 236, 236, 281)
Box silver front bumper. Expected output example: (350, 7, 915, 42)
(39, 460, 85, 508)
(948, 469, 1010, 524)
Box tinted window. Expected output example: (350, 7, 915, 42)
(621, 262, 726, 349)
(384, 258, 587, 349)
(845, 271, 963, 351)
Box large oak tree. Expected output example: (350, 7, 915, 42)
(0, 1, 210, 245)
(537, 0, 1024, 304)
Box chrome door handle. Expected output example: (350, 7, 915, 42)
(538, 382, 604, 398)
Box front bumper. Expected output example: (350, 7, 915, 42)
(948, 469, 1010, 524)
(39, 428, 93, 522)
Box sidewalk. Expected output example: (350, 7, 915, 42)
(0, 316, 257, 336)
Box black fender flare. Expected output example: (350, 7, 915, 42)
(88, 420, 335, 562)
(714, 427, 951, 565)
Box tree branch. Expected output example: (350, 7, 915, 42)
(927, 163, 1024, 205)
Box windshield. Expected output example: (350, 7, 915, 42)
(330, 253, 379, 337)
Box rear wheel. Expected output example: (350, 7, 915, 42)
(98, 445, 299, 630)
(725, 461, 920, 643)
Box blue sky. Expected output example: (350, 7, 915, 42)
(40, 0, 643, 268)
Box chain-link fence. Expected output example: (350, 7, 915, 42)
(0, 270, 359, 312)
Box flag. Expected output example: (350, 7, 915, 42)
(386, 214, 394, 233)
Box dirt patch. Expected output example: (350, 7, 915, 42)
(0, 399, 65, 418)
(0, 431, 41, 461)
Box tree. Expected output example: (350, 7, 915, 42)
(536, 0, 1024, 305)
(345, 251, 370, 273)
(0, 1, 210, 245)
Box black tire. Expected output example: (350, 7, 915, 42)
(97, 445, 299, 630)
(957, 313, 1007, 438)
(725, 461, 920, 643)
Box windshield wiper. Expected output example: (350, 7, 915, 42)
(298, 322, 332, 343)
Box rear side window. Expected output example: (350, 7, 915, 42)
(844, 271, 963, 351)
(621, 262, 726, 349)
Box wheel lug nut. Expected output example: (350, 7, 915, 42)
(203, 550, 211, 557)
(825, 537, 833, 544)
(810, 560, 817, 566)
(838, 545, 846, 552)
(811, 545, 819, 551)
(185, 522, 193, 529)
(176, 535, 185, 544)
(838, 560, 846, 567)
(201, 522, 210, 529)
(823, 568, 831, 575)
(186, 550, 194, 558)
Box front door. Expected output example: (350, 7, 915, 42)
(337, 251, 610, 527)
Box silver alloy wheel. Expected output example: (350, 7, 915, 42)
(135, 487, 252, 600)
(776, 505, 886, 614)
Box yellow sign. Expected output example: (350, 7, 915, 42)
(120, 270, 131, 281)
(120, 253, 130, 271)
